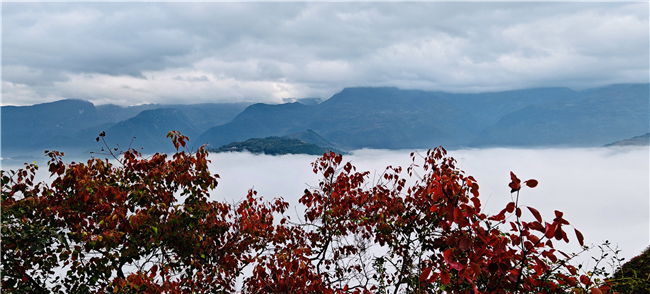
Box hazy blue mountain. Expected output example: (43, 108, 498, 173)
(169, 103, 252, 133)
(95, 102, 250, 133)
(95, 103, 161, 125)
(282, 129, 342, 151)
(3, 84, 648, 161)
(436, 87, 580, 126)
(196, 84, 649, 150)
(101, 108, 201, 154)
(1, 99, 99, 157)
(471, 84, 650, 147)
(2, 100, 250, 159)
(603, 133, 650, 147)
(304, 87, 482, 149)
(196, 102, 314, 149)
(198, 87, 484, 150)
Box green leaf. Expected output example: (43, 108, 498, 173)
(58, 234, 70, 250)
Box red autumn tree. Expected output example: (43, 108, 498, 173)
(1, 132, 616, 293)
(267, 149, 606, 294)
(2, 131, 288, 293)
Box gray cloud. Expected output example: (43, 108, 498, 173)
(2, 2, 648, 106)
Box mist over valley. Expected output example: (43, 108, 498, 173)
(3, 145, 647, 271)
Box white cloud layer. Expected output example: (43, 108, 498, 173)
(2, 2, 648, 106)
(207, 147, 649, 268)
(4, 147, 648, 272)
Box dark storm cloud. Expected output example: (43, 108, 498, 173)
(2, 2, 648, 106)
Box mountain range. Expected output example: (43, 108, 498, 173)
(1, 83, 648, 162)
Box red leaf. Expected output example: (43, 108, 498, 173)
(429, 273, 440, 283)
(505, 202, 516, 213)
(575, 228, 584, 246)
(441, 271, 450, 285)
(449, 260, 464, 271)
(508, 182, 521, 193)
(529, 221, 544, 232)
(545, 223, 556, 239)
(566, 276, 577, 287)
(554, 210, 563, 218)
(528, 234, 540, 245)
(470, 197, 481, 211)
(420, 267, 432, 282)
(509, 172, 521, 192)
(590, 288, 603, 294)
(459, 237, 471, 251)
(510, 171, 520, 182)
(528, 206, 543, 223)
(580, 275, 590, 285)
(546, 239, 554, 248)
(525, 179, 538, 188)
(566, 265, 577, 275)
(554, 224, 564, 241)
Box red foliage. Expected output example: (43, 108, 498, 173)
(1, 133, 609, 293)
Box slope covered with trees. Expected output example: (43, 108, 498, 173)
(212, 136, 345, 156)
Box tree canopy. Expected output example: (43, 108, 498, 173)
(1, 131, 633, 293)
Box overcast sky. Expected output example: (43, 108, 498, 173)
(2, 2, 648, 106)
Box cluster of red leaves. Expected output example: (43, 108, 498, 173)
(1, 133, 614, 293)
(292, 149, 608, 294)
(2, 132, 288, 293)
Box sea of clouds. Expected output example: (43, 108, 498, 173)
(4, 146, 648, 272)
(207, 146, 649, 269)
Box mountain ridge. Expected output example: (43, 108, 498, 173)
(2, 83, 648, 161)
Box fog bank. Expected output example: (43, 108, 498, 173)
(3, 146, 647, 269)
(207, 147, 649, 267)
